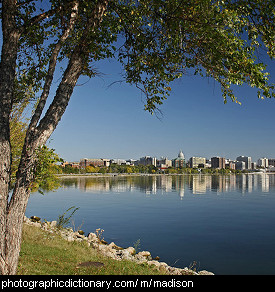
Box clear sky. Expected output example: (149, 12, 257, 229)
(49, 55, 275, 163)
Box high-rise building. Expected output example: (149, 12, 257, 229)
(189, 157, 206, 168)
(251, 162, 257, 170)
(236, 156, 252, 169)
(139, 156, 157, 167)
(257, 158, 269, 168)
(211, 157, 225, 169)
(235, 161, 246, 170)
(158, 157, 172, 169)
(226, 160, 236, 170)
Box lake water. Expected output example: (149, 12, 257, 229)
(25, 173, 275, 275)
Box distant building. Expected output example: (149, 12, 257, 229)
(111, 159, 127, 165)
(189, 157, 206, 168)
(257, 158, 269, 168)
(211, 157, 225, 169)
(172, 150, 186, 168)
(226, 160, 236, 170)
(61, 161, 80, 169)
(157, 157, 172, 169)
(126, 159, 138, 166)
(235, 161, 246, 170)
(236, 156, 252, 169)
(80, 158, 110, 168)
(139, 156, 157, 167)
(229, 162, 236, 170)
(205, 159, 212, 168)
(268, 159, 275, 167)
(251, 162, 257, 170)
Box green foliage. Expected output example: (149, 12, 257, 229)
(105, 164, 158, 174)
(115, 0, 274, 110)
(8, 0, 274, 117)
(9, 103, 63, 193)
(57, 163, 242, 175)
(62, 165, 80, 174)
(85, 165, 100, 173)
(133, 239, 141, 254)
(31, 145, 63, 194)
(56, 206, 79, 229)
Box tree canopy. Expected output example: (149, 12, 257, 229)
(9, 0, 275, 116)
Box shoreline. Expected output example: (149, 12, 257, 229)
(23, 216, 214, 275)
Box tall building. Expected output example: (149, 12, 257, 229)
(172, 150, 186, 168)
(158, 157, 172, 169)
(235, 161, 246, 170)
(211, 157, 225, 169)
(139, 156, 157, 167)
(189, 157, 206, 168)
(257, 158, 269, 168)
(236, 156, 252, 169)
(226, 160, 236, 170)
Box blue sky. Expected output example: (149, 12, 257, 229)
(49, 56, 275, 163)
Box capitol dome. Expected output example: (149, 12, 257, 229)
(173, 150, 186, 168)
(178, 150, 184, 159)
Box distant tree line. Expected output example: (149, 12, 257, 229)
(59, 164, 246, 175)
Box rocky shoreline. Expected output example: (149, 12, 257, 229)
(23, 216, 214, 275)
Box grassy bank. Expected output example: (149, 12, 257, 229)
(17, 224, 167, 275)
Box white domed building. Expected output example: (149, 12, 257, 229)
(172, 150, 186, 168)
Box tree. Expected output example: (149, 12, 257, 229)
(10, 96, 62, 193)
(0, 0, 274, 274)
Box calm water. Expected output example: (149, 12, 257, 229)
(26, 173, 275, 275)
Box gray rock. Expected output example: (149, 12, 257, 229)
(50, 221, 57, 228)
(124, 246, 136, 255)
(137, 251, 151, 258)
(87, 232, 100, 243)
(108, 242, 122, 250)
(198, 270, 215, 275)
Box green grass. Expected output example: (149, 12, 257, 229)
(18, 224, 167, 275)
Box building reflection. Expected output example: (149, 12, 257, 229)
(60, 173, 275, 198)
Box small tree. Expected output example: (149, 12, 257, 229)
(0, 0, 274, 274)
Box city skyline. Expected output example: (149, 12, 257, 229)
(49, 56, 275, 163)
(63, 152, 275, 171)
(62, 150, 274, 166)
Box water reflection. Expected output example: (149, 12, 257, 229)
(60, 173, 275, 198)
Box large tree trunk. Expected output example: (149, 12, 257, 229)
(0, 0, 82, 274)
(2, 137, 37, 274)
(0, 0, 20, 275)
(0, 46, 85, 275)
(0, 0, 108, 275)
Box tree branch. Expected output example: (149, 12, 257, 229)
(34, 0, 109, 146)
(27, 1, 79, 134)
(16, 0, 35, 7)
